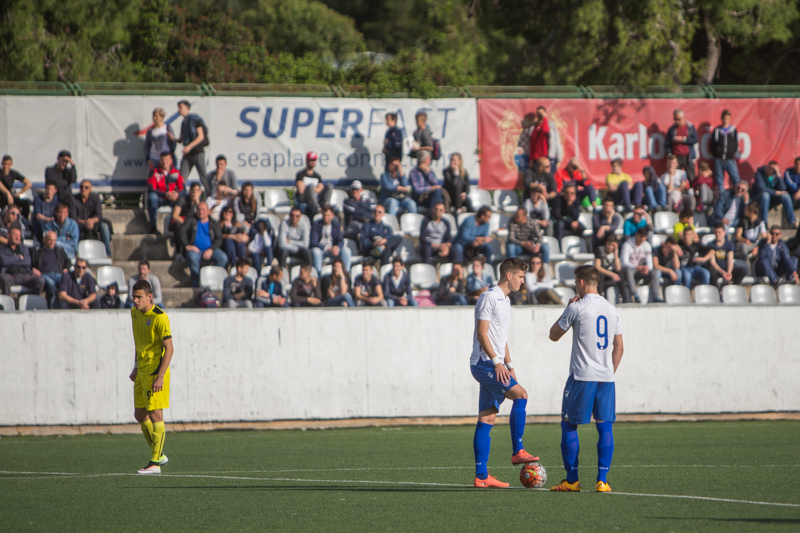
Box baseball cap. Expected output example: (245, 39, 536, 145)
(306, 151, 318, 161)
(350, 180, 363, 190)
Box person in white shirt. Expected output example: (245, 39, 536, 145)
(470, 258, 539, 488)
(549, 265, 624, 493)
(662, 154, 696, 212)
(619, 227, 662, 303)
(524, 256, 561, 305)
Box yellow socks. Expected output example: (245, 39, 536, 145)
(150, 422, 166, 462)
(140, 420, 155, 453)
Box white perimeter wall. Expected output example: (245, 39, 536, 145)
(1, 306, 798, 426)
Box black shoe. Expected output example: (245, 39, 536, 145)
(149, 225, 160, 235)
(788, 222, 798, 230)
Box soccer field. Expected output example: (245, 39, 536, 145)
(2, 421, 799, 532)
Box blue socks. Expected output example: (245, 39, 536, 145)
(473, 422, 492, 479)
(509, 399, 527, 454)
(596, 421, 614, 483)
(560, 420, 580, 483)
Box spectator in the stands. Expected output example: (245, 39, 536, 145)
(706, 223, 747, 286)
(710, 109, 740, 192)
(553, 184, 584, 242)
(620, 227, 662, 303)
(0, 204, 23, 245)
(143, 107, 176, 169)
(677, 227, 711, 287)
(453, 206, 493, 264)
(594, 234, 624, 303)
(383, 256, 417, 307)
(410, 151, 449, 212)
(735, 203, 767, 260)
(171, 182, 203, 233)
(443, 153, 472, 215)
(290, 263, 322, 307)
(673, 208, 697, 242)
(643, 165, 667, 212)
(623, 205, 653, 239)
(653, 236, 682, 287)
(555, 157, 597, 209)
(223, 259, 254, 308)
(45, 150, 77, 199)
(32, 230, 70, 308)
(467, 256, 493, 304)
(785, 157, 800, 212)
(360, 204, 402, 265)
(322, 258, 354, 307)
(146, 151, 185, 234)
(528, 107, 551, 168)
(383, 113, 404, 166)
(176, 100, 209, 191)
(0, 155, 32, 217)
(693, 161, 715, 211)
(206, 155, 238, 201)
(752, 160, 796, 228)
(219, 205, 249, 266)
(43, 203, 79, 260)
(205, 173, 233, 221)
(507, 207, 549, 263)
(99, 281, 123, 309)
(755, 226, 799, 287)
(525, 256, 562, 305)
(56, 257, 98, 309)
(523, 157, 557, 202)
(276, 206, 311, 268)
(662, 154, 693, 213)
(516, 113, 536, 174)
(411, 111, 434, 158)
(353, 260, 386, 307)
(246, 216, 275, 269)
(606, 158, 642, 211)
(234, 182, 258, 228)
(436, 262, 467, 306)
(125, 260, 163, 309)
(253, 266, 289, 308)
(523, 184, 551, 236)
(178, 201, 228, 288)
(0, 227, 44, 297)
(665, 108, 698, 183)
(592, 197, 622, 248)
(71, 180, 111, 256)
(295, 151, 332, 217)
(311, 205, 351, 275)
(343, 180, 375, 239)
(419, 201, 453, 264)
(33, 183, 60, 242)
(254, 267, 288, 308)
(710, 179, 749, 230)
(380, 157, 416, 217)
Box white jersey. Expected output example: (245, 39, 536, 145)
(470, 287, 511, 366)
(557, 293, 622, 382)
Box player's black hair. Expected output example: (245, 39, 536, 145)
(132, 279, 153, 295)
(574, 265, 600, 286)
(499, 257, 528, 280)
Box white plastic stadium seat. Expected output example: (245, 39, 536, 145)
(263, 188, 292, 214)
(350, 264, 363, 281)
(362, 189, 378, 203)
(383, 213, 401, 235)
(199, 266, 227, 291)
(467, 189, 493, 211)
(777, 284, 800, 304)
(441, 213, 458, 237)
(0, 294, 15, 312)
(543, 236, 565, 262)
(380, 263, 393, 279)
(19, 294, 48, 310)
(578, 212, 594, 238)
(320, 264, 333, 277)
(255, 189, 267, 215)
(489, 213, 510, 237)
(664, 285, 692, 305)
(78, 240, 112, 266)
(560, 236, 594, 262)
(343, 238, 364, 265)
(636, 285, 652, 305)
(553, 287, 575, 304)
(466, 263, 497, 285)
(654, 212, 679, 234)
(329, 189, 348, 212)
(96, 266, 128, 296)
(486, 239, 504, 264)
(750, 285, 777, 304)
(396, 238, 422, 264)
(410, 263, 439, 290)
(400, 213, 425, 239)
(693, 285, 721, 305)
(721, 285, 748, 304)
(700, 234, 715, 246)
(694, 211, 711, 234)
(244, 266, 258, 284)
(262, 213, 281, 232)
(290, 265, 319, 282)
(438, 262, 453, 279)
(651, 234, 667, 249)
(554, 261, 578, 288)
(457, 212, 473, 228)
(493, 190, 520, 213)
(734, 259, 754, 286)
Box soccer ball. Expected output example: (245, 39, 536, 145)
(519, 461, 547, 488)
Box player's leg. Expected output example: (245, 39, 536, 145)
(593, 381, 617, 492)
(138, 370, 170, 474)
(504, 384, 539, 464)
(470, 363, 509, 488)
(551, 376, 593, 492)
(133, 378, 154, 454)
(148, 408, 166, 463)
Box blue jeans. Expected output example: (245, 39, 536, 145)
(679, 265, 710, 288)
(41, 271, 63, 308)
(452, 242, 493, 264)
(506, 241, 550, 264)
(577, 184, 597, 206)
(56, 241, 77, 261)
(757, 191, 796, 225)
(325, 293, 355, 307)
(713, 158, 740, 191)
(612, 181, 644, 208)
(644, 183, 667, 210)
(311, 246, 352, 274)
(185, 248, 229, 287)
(382, 197, 418, 217)
(387, 297, 419, 307)
(223, 238, 247, 265)
(147, 192, 175, 226)
(435, 294, 467, 305)
(251, 246, 274, 270)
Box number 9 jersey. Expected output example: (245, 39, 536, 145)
(557, 293, 622, 383)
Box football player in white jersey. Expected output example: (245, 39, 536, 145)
(470, 257, 539, 488)
(549, 265, 624, 492)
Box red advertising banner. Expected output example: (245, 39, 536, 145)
(478, 98, 800, 190)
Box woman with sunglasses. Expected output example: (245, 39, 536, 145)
(525, 256, 562, 305)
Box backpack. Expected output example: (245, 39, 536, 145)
(187, 114, 210, 155)
(431, 138, 441, 161)
(195, 289, 220, 308)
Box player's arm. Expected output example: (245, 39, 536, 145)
(152, 337, 174, 393)
(504, 343, 517, 381)
(476, 319, 511, 386)
(612, 334, 624, 373)
(549, 322, 568, 342)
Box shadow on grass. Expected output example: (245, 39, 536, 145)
(128, 485, 476, 493)
(651, 517, 800, 525)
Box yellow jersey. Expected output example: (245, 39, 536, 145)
(131, 305, 172, 371)
(606, 172, 632, 189)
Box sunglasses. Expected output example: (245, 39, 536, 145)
(75, 265, 87, 270)
(81, 185, 91, 190)
(771, 232, 781, 236)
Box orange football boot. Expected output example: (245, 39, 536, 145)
(511, 449, 540, 464)
(474, 474, 510, 488)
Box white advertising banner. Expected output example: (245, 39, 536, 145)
(1, 96, 478, 191)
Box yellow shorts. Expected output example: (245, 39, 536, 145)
(133, 366, 170, 411)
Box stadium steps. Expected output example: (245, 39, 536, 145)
(160, 287, 201, 308)
(105, 208, 171, 236)
(111, 234, 175, 261)
(116, 260, 192, 288)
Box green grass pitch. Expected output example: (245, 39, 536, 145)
(2, 421, 799, 531)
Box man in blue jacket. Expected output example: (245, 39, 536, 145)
(382, 256, 417, 307)
(783, 157, 800, 213)
(665, 109, 699, 183)
(709, 180, 749, 229)
(360, 204, 402, 265)
(710, 110, 740, 192)
(755, 226, 799, 287)
(419, 202, 453, 264)
(310, 206, 351, 275)
(453, 206, 494, 264)
(752, 161, 796, 228)
(43, 203, 80, 260)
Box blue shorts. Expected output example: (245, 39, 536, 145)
(561, 374, 616, 425)
(471, 359, 519, 413)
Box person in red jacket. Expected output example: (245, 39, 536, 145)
(146, 151, 185, 234)
(528, 106, 550, 163)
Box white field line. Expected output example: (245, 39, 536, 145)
(1, 470, 799, 508)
